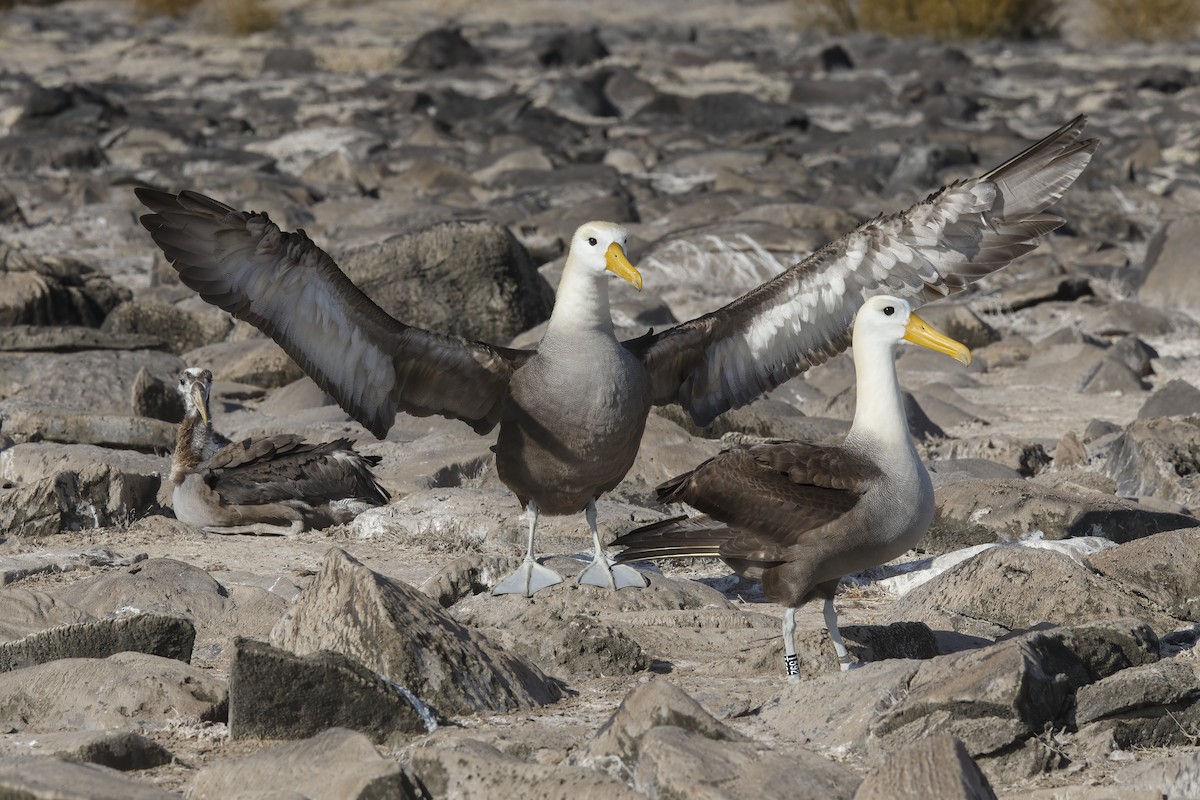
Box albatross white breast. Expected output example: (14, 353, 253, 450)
(170, 367, 390, 535)
(137, 116, 1096, 593)
(613, 295, 971, 679)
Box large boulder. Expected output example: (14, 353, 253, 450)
(337, 220, 554, 343)
(270, 547, 562, 715)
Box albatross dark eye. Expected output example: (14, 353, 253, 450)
(588, 237, 598, 247)
(883, 305, 895, 316)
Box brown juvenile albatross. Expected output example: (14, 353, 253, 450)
(137, 115, 1095, 593)
(170, 367, 390, 535)
(612, 295, 970, 679)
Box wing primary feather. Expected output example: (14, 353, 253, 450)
(634, 116, 1097, 427)
(137, 188, 524, 439)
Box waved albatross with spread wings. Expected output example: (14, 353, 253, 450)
(137, 115, 1095, 594)
(171, 367, 390, 535)
(613, 295, 970, 679)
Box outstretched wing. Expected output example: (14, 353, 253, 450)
(632, 115, 1098, 426)
(137, 188, 528, 438)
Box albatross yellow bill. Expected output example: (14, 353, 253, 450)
(191, 383, 210, 426)
(903, 313, 972, 365)
(605, 242, 643, 291)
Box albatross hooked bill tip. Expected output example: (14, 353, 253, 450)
(605, 242, 643, 292)
(903, 313, 972, 366)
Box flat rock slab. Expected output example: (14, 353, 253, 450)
(0, 612, 194, 672)
(0, 652, 226, 733)
(410, 736, 643, 800)
(0, 548, 146, 588)
(0, 756, 177, 799)
(761, 621, 1159, 766)
(54, 557, 287, 661)
(888, 545, 1176, 639)
(229, 637, 430, 744)
(1086, 529, 1200, 621)
(926, 478, 1198, 554)
(0, 349, 184, 414)
(0, 730, 172, 771)
(0, 404, 176, 451)
(0, 325, 165, 352)
(636, 725, 860, 799)
(190, 727, 419, 800)
(271, 547, 561, 715)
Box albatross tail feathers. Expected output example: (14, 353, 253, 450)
(611, 515, 732, 563)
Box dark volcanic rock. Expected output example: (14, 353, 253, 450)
(535, 28, 610, 67)
(1096, 417, 1200, 508)
(1138, 378, 1200, 419)
(271, 547, 562, 715)
(103, 300, 233, 355)
(131, 365, 184, 422)
(401, 26, 484, 71)
(410, 737, 642, 800)
(337, 220, 553, 343)
(0, 613, 194, 673)
(229, 638, 429, 744)
(0, 243, 129, 327)
(0, 730, 172, 771)
(926, 478, 1197, 553)
(762, 621, 1158, 770)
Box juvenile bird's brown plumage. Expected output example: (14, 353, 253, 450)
(170, 367, 389, 535)
(139, 117, 1096, 587)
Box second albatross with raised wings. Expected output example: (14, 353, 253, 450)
(137, 115, 1096, 595)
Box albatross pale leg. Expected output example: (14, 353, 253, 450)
(577, 499, 649, 590)
(823, 597, 856, 671)
(492, 501, 564, 597)
(783, 607, 801, 684)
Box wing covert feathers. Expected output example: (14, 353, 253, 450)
(634, 115, 1097, 426)
(614, 440, 880, 565)
(137, 188, 521, 438)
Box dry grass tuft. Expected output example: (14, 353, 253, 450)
(210, 0, 279, 36)
(132, 0, 202, 19)
(1092, 0, 1200, 42)
(129, 0, 279, 35)
(796, 0, 1061, 40)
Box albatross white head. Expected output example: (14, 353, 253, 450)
(547, 221, 641, 335)
(846, 296, 971, 450)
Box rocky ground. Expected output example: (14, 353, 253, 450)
(2, 0, 1200, 797)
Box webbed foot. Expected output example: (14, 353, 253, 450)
(577, 557, 648, 590)
(492, 557, 563, 597)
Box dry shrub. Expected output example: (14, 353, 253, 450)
(797, 0, 1061, 40)
(132, 0, 201, 18)
(129, 0, 279, 35)
(1092, 0, 1200, 42)
(209, 0, 279, 35)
